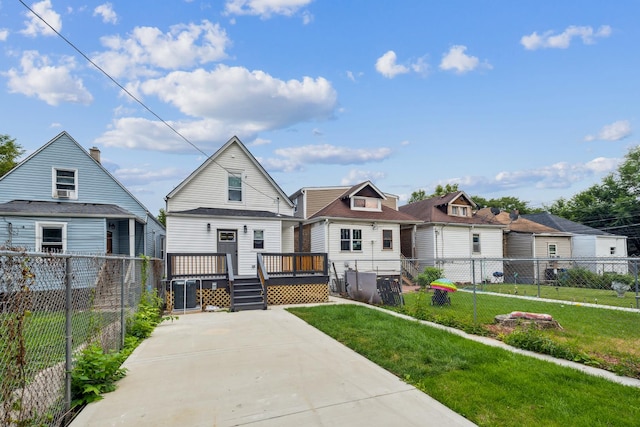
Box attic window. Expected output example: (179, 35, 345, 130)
(228, 172, 242, 202)
(451, 205, 468, 217)
(52, 168, 77, 199)
(351, 197, 381, 211)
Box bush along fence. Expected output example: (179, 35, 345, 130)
(0, 249, 164, 426)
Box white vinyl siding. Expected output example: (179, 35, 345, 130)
(167, 143, 294, 216)
(319, 221, 401, 277)
(166, 216, 287, 276)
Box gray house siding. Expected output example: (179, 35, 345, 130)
(0, 216, 105, 253)
(0, 132, 165, 257)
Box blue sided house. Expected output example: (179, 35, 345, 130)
(0, 131, 165, 257)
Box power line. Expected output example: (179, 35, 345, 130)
(18, 0, 282, 206)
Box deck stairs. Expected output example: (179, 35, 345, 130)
(232, 276, 265, 311)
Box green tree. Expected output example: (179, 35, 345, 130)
(408, 189, 426, 203)
(429, 183, 459, 197)
(0, 134, 25, 177)
(157, 208, 166, 227)
(547, 146, 640, 255)
(471, 195, 543, 214)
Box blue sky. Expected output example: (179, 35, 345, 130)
(1, 0, 638, 215)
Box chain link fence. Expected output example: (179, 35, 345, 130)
(0, 250, 164, 426)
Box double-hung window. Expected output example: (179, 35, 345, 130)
(36, 222, 67, 253)
(53, 168, 77, 199)
(548, 243, 557, 257)
(228, 172, 242, 202)
(382, 230, 393, 250)
(253, 230, 264, 249)
(472, 233, 481, 253)
(340, 229, 351, 251)
(341, 228, 362, 251)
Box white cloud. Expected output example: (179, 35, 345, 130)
(521, 25, 611, 50)
(439, 45, 491, 74)
(113, 165, 185, 185)
(400, 140, 410, 146)
(584, 120, 632, 141)
(340, 170, 386, 185)
(92, 20, 230, 79)
(224, 0, 313, 19)
(261, 144, 392, 172)
(4, 51, 93, 106)
(96, 117, 236, 153)
(0, 29, 8, 41)
(346, 70, 364, 82)
(302, 10, 314, 25)
(20, 0, 62, 37)
(138, 65, 337, 125)
(250, 138, 271, 146)
(94, 3, 118, 24)
(375, 51, 409, 78)
(312, 128, 323, 136)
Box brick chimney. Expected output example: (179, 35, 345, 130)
(89, 146, 101, 164)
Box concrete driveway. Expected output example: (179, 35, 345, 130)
(70, 304, 476, 426)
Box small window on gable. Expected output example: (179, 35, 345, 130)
(548, 243, 557, 257)
(253, 230, 264, 249)
(382, 229, 393, 250)
(610, 247, 616, 255)
(53, 168, 77, 199)
(352, 197, 380, 211)
(461, 207, 468, 216)
(451, 206, 458, 215)
(293, 198, 298, 213)
(472, 233, 481, 253)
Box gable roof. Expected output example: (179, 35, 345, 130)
(399, 191, 496, 226)
(165, 135, 294, 208)
(522, 212, 612, 236)
(308, 181, 418, 223)
(0, 131, 162, 224)
(476, 208, 571, 235)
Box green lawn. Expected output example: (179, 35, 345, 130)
(288, 304, 640, 427)
(462, 282, 640, 309)
(401, 290, 640, 378)
(0, 310, 119, 384)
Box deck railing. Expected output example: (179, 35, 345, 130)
(166, 253, 228, 280)
(261, 253, 328, 277)
(256, 254, 269, 309)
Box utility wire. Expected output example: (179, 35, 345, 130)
(19, 0, 284, 206)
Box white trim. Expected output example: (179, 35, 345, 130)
(51, 167, 78, 200)
(35, 221, 68, 253)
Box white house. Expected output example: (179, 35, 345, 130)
(399, 192, 505, 283)
(290, 181, 420, 280)
(165, 136, 297, 276)
(523, 212, 628, 274)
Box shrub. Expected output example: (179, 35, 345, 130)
(416, 266, 444, 288)
(71, 344, 127, 407)
(556, 268, 633, 290)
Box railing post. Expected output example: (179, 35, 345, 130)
(64, 256, 72, 422)
(293, 253, 298, 277)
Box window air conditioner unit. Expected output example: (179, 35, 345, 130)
(56, 189, 71, 199)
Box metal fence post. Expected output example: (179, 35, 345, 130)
(64, 256, 72, 421)
(633, 259, 640, 308)
(121, 258, 126, 349)
(536, 259, 541, 298)
(472, 259, 477, 323)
